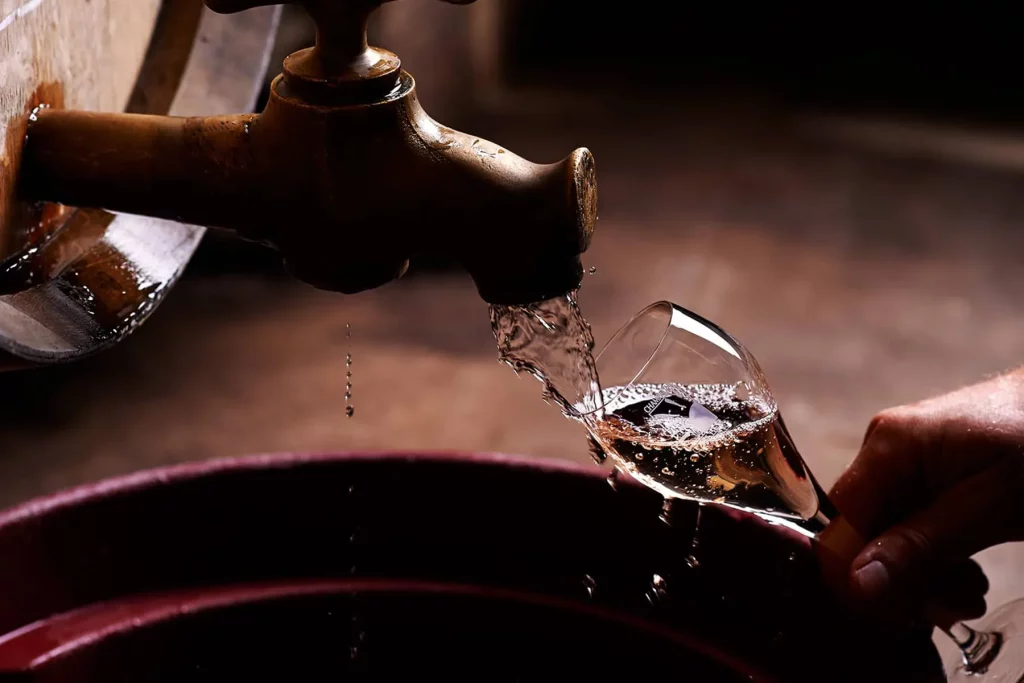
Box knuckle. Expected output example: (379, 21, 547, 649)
(887, 526, 935, 570)
(863, 410, 906, 453)
(864, 405, 929, 455)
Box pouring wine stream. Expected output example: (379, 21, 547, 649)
(492, 297, 1020, 679)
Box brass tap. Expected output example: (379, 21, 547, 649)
(17, 0, 598, 305)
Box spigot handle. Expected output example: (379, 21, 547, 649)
(206, 0, 476, 99)
(205, 1, 475, 18)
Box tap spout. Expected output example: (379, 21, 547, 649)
(18, 70, 597, 305)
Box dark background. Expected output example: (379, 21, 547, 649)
(216, 3, 1024, 275)
(505, 3, 1024, 125)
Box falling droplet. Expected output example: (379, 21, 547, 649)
(659, 498, 674, 526)
(344, 322, 354, 421)
(588, 266, 597, 275)
(606, 467, 620, 491)
(685, 554, 700, 569)
(690, 504, 705, 556)
(587, 435, 606, 464)
(350, 646, 359, 660)
(583, 574, 597, 598)
(647, 573, 669, 603)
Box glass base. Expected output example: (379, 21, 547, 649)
(945, 599, 1024, 682)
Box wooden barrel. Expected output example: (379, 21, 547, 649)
(0, 1, 280, 368)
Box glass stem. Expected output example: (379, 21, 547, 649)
(944, 622, 1002, 674)
(797, 479, 837, 537)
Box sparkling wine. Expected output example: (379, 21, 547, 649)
(588, 382, 827, 530)
(489, 291, 601, 419)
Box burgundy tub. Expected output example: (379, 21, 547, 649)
(0, 452, 940, 681)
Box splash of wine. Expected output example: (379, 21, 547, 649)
(489, 290, 603, 420)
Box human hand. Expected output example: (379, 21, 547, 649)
(823, 370, 1024, 626)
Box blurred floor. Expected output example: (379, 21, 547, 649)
(2, 101, 1024, 653)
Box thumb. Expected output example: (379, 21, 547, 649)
(850, 455, 1024, 605)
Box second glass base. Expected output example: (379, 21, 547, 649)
(945, 598, 1024, 682)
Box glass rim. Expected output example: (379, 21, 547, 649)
(577, 301, 746, 418)
(576, 301, 675, 417)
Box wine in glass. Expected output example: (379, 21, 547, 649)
(580, 301, 1022, 680)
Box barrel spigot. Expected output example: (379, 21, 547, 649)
(18, 0, 597, 304)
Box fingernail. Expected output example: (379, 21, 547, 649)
(854, 560, 890, 600)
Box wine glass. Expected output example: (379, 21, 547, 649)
(580, 301, 1023, 680)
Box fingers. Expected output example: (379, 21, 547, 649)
(827, 374, 1024, 629)
(852, 454, 1024, 592)
(820, 409, 928, 604)
(828, 408, 932, 542)
(845, 556, 989, 628)
(847, 456, 1024, 623)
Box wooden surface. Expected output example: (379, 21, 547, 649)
(0, 4, 280, 364)
(0, 0, 162, 259)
